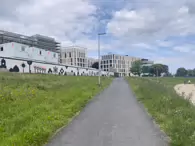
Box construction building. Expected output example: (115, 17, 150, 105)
(0, 30, 61, 63)
(101, 54, 141, 77)
(60, 46, 88, 67)
(0, 30, 60, 52)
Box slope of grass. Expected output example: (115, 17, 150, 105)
(0, 73, 113, 146)
(127, 77, 195, 146)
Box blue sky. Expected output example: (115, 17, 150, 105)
(1, 0, 195, 73)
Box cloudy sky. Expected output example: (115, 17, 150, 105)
(1, 0, 195, 73)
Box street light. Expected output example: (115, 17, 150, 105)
(98, 32, 106, 86)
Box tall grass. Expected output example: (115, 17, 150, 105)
(127, 77, 195, 146)
(0, 73, 113, 146)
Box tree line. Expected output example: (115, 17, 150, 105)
(130, 60, 169, 77)
(176, 67, 195, 77)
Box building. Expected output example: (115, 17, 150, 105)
(88, 57, 98, 68)
(101, 54, 141, 77)
(0, 29, 114, 76)
(0, 41, 113, 76)
(0, 30, 60, 52)
(60, 46, 88, 68)
(0, 42, 59, 64)
(141, 58, 154, 66)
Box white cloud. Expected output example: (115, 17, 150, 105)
(0, 0, 97, 43)
(155, 40, 174, 47)
(173, 44, 195, 53)
(1, 0, 195, 72)
(107, 0, 195, 42)
(132, 43, 154, 50)
(154, 56, 195, 73)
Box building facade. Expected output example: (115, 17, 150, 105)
(60, 46, 88, 68)
(0, 30, 60, 52)
(0, 42, 113, 76)
(0, 30, 114, 76)
(101, 54, 141, 77)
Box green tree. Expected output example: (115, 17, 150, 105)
(149, 64, 169, 76)
(187, 69, 194, 77)
(130, 60, 142, 76)
(176, 67, 187, 77)
(92, 62, 99, 69)
(142, 65, 150, 73)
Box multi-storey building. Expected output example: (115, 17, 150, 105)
(101, 54, 141, 77)
(0, 30, 60, 53)
(60, 46, 88, 68)
(0, 30, 114, 76)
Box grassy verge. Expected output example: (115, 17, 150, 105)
(127, 77, 195, 146)
(0, 73, 113, 146)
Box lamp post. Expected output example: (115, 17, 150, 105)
(98, 32, 106, 86)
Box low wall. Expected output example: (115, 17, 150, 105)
(0, 57, 114, 76)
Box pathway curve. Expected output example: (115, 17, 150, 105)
(46, 78, 168, 146)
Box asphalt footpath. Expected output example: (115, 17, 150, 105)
(46, 78, 168, 146)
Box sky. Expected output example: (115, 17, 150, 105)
(1, 0, 195, 73)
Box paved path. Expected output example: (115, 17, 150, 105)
(47, 78, 168, 146)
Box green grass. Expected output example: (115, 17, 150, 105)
(127, 77, 195, 146)
(0, 73, 113, 146)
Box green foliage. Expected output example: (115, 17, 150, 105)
(130, 60, 142, 76)
(150, 64, 169, 76)
(141, 65, 150, 73)
(92, 62, 99, 69)
(0, 73, 112, 146)
(130, 60, 169, 76)
(176, 67, 188, 77)
(127, 77, 195, 146)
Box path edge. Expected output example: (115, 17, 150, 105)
(44, 79, 114, 146)
(124, 78, 171, 145)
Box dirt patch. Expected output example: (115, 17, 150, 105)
(174, 84, 195, 104)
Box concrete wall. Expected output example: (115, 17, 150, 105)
(0, 57, 114, 76)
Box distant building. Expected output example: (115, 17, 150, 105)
(0, 30, 61, 63)
(0, 30, 60, 52)
(88, 57, 98, 68)
(141, 58, 154, 66)
(60, 46, 88, 67)
(0, 42, 59, 64)
(0, 30, 114, 76)
(101, 54, 141, 77)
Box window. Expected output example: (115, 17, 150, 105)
(69, 52, 71, 57)
(39, 51, 42, 55)
(65, 53, 66, 58)
(21, 46, 25, 51)
(0, 47, 3, 51)
(53, 53, 56, 58)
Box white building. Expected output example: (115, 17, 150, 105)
(0, 42, 59, 64)
(0, 42, 114, 76)
(60, 46, 88, 68)
(101, 54, 141, 77)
